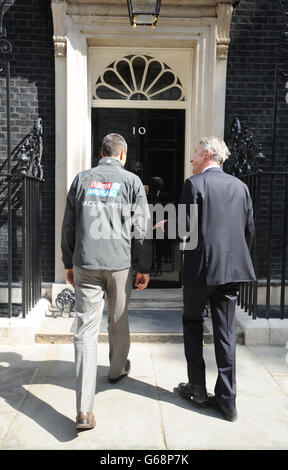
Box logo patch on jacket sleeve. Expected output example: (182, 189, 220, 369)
(88, 181, 121, 197)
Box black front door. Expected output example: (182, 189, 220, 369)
(92, 108, 185, 287)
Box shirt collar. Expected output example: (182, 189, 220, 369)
(98, 157, 122, 167)
(201, 165, 221, 173)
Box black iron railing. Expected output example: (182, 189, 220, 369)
(17, 119, 44, 317)
(21, 174, 42, 317)
(0, 119, 44, 318)
(225, 118, 288, 319)
(238, 171, 288, 320)
(0, 1, 44, 318)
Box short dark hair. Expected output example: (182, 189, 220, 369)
(101, 133, 127, 157)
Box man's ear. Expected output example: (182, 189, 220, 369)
(203, 149, 211, 161)
(101, 151, 105, 158)
(120, 149, 126, 162)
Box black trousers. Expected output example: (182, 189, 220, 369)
(183, 282, 240, 409)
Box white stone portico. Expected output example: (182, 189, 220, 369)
(50, 0, 235, 283)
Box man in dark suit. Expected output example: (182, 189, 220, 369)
(155, 137, 255, 421)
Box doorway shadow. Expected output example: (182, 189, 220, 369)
(0, 351, 221, 445)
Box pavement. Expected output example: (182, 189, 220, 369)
(0, 341, 288, 450)
(0, 288, 288, 451)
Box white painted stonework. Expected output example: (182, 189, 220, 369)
(51, 0, 235, 282)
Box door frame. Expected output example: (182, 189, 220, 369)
(88, 46, 192, 182)
(52, 12, 231, 283)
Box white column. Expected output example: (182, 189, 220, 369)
(51, 6, 90, 283)
(51, 0, 68, 283)
(66, 20, 90, 189)
(213, 58, 228, 139)
(186, 27, 215, 180)
(54, 56, 67, 283)
(212, 2, 234, 139)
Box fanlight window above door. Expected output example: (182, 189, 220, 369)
(93, 55, 184, 101)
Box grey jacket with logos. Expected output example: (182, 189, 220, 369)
(61, 157, 152, 273)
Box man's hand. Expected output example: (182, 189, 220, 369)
(152, 219, 167, 232)
(135, 273, 150, 290)
(65, 268, 75, 288)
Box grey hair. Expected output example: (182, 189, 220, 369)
(199, 136, 230, 164)
(101, 133, 127, 157)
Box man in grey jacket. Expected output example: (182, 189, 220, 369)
(61, 133, 152, 430)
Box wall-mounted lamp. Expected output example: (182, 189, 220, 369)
(127, 0, 161, 29)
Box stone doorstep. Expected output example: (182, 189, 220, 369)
(34, 332, 185, 344)
(1, 298, 286, 346)
(34, 311, 244, 345)
(34, 330, 244, 344)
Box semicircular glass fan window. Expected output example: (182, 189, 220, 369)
(94, 55, 184, 101)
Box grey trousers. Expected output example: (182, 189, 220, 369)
(73, 266, 133, 413)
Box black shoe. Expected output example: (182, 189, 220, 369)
(207, 395, 238, 422)
(108, 359, 131, 384)
(178, 382, 208, 406)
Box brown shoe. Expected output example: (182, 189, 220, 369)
(76, 412, 96, 430)
(108, 359, 131, 384)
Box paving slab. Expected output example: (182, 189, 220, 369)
(0, 368, 37, 444)
(0, 343, 287, 450)
(248, 346, 288, 396)
(0, 343, 164, 450)
(150, 344, 288, 450)
(249, 346, 288, 374)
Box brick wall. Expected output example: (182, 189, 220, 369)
(224, 0, 288, 280)
(0, 0, 55, 282)
(0, 0, 287, 285)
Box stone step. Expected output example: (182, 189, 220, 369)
(35, 330, 244, 344)
(35, 331, 244, 344)
(35, 308, 244, 344)
(128, 301, 184, 308)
